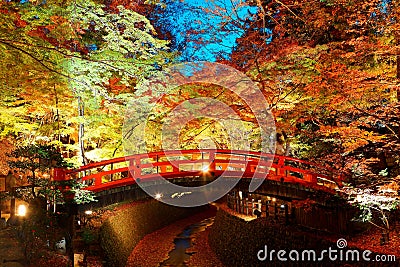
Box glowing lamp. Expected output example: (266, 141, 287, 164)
(17, 205, 27, 217)
(84, 210, 93, 215)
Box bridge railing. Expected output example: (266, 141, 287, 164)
(65, 149, 343, 192)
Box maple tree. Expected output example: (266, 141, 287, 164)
(211, 0, 400, 189)
(0, 1, 76, 149)
(0, 0, 175, 166)
(141, 82, 263, 152)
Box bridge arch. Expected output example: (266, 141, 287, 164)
(62, 149, 343, 202)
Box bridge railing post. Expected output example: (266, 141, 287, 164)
(53, 168, 67, 181)
(128, 159, 135, 178)
(276, 156, 286, 177)
(208, 151, 216, 174)
(310, 173, 318, 184)
(337, 174, 345, 186)
(94, 174, 102, 187)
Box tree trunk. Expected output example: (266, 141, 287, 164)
(54, 85, 61, 143)
(78, 96, 88, 166)
(31, 169, 36, 198)
(396, 29, 400, 141)
(397, 31, 400, 102)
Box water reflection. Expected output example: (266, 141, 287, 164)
(160, 217, 214, 267)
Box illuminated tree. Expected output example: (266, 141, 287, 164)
(342, 182, 399, 243)
(0, 0, 175, 165)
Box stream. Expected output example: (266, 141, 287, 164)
(160, 217, 215, 267)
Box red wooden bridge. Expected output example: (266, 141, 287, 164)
(61, 149, 343, 194)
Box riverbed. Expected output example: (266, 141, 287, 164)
(125, 207, 224, 267)
(160, 217, 214, 266)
